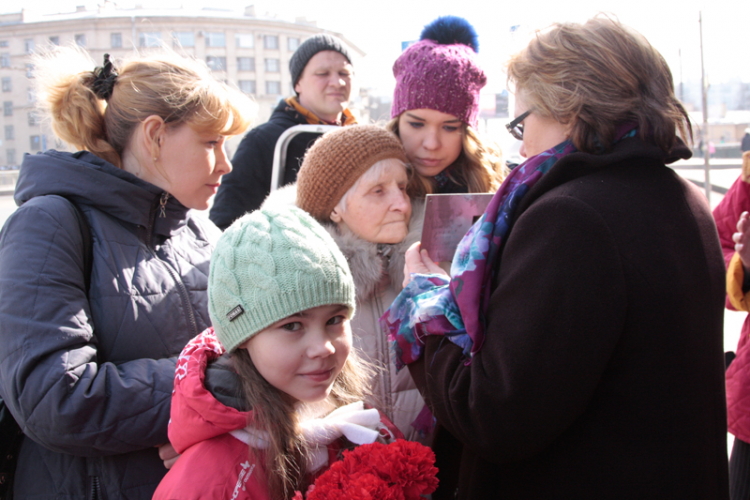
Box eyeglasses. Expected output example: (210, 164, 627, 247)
(506, 110, 531, 141)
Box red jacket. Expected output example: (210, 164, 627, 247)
(714, 174, 750, 443)
(153, 329, 401, 500)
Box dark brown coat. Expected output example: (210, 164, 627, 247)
(411, 138, 729, 499)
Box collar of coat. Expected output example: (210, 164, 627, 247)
(261, 184, 424, 303)
(285, 96, 357, 126)
(513, 136, 693, 220)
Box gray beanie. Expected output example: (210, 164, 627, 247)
(289, 34, 351, 87)
(208, 206, 356, 352)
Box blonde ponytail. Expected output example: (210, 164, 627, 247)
(33, 47, 120, 165)
(33, 46, 253, 168)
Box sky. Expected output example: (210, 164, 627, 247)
(8, 0, 750, 99)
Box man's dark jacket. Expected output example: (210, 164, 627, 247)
(209, 99, 322, 230)
(410, 137, 729, 499)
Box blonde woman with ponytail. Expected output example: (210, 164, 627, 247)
(0, 47, 252, 499)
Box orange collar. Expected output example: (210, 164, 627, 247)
(285, 96, 357, 126)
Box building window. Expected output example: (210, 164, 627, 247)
(1, 77, 10, 92)
(266, 81, 280, 95)
(205, 32, 225, 47)
(265, 58, 280, 73)
(3, 101, 11, 117)
(237, 57, 255, 72)
(6, 149, 15, 165)
(5, 125, 13, 140)
(75, 34, 86, 47)
(139, 32, 161, 48)
(264, 35, 279, 50)
(0, 41, 7, 48)
(288, 37, 300, 51)
(30, 135, 42, 151)
(235, 33, 253, 48)
(0, 53, 9, 68)
(206, 56, 226, 71)
(28, 112, 39, 126)
(26, 64, 34, 79)
(238, 80, 255, 95)
(173, 32, 194, 48)
(111, 32, 122, 48)
(28, 88, 36, 104)
(24, 39, 34, 54)
(49, 36, 59, 46)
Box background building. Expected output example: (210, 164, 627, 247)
(0, 3, 364, 168)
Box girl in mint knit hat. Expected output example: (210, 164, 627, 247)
(154, 206, 403, 500)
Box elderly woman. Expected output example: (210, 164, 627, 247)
(263, 124, 429, 443)
(383, 17, 729, 499)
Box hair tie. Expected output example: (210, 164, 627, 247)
(92, 53, 118, 101)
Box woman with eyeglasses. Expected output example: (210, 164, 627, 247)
(383, 17, 729, 499)
(385, 16, 505, 197)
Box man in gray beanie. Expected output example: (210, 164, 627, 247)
(210, 34, 357, 230)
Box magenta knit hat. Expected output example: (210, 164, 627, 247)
(391, 16, 487, 129)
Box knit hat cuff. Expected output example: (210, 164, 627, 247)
(391, 84, 481, 128)
(313, 148, 409, 221)
(215, 275, 356, 353)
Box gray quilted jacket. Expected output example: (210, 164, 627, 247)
(0, 150, 219, 499)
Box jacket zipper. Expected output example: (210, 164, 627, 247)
(144, 192, 199, 337)
(159, 256, 199, 337)
(89, 475, 103, 500)
(159, 192, 169, 218)
(374, 292, 393, 417)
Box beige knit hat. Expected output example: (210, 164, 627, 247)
(296, 125, 408, 221)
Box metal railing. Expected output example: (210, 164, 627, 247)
(270, 124, 337, 191)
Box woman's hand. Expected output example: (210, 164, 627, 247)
(403, 242, 449, 288)
(734, 211, 750, 272)
(157, 442, 180, 469)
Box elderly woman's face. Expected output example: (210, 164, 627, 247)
(330, 159, 411, 244)
(515, 93, 571, 158)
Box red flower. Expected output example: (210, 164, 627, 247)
(342, 473, 404, 500)
(304, 440, 438, 500)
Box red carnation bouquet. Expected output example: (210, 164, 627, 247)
(292, 439, 438, 500)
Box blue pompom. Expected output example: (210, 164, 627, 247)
(420, 16, 479, 53)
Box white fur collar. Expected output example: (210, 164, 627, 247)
(262, 185, 424, 302)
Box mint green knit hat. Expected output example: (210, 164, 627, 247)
(208, 206, 356, 352)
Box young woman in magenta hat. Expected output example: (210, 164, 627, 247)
(387, 16, 505, 196)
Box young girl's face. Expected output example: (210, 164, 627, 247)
(397, 109, 464, 178)
(242, 304, 352, 403)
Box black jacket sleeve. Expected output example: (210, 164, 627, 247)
(209, 127, 277, 230)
